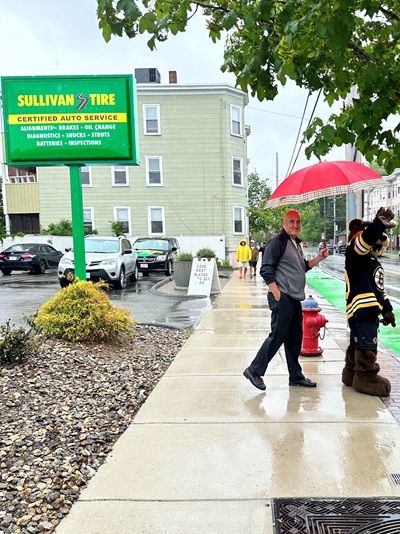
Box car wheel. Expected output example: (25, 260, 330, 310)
(38, 259, 47, 274)
(1, 268, 11, 276)
(129, 264, 139, 282)
(165, 260, 172, 276)
(59, 276, 71, 288)
(115, 267, 126, 290)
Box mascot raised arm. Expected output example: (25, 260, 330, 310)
(342, 207, 396, 396)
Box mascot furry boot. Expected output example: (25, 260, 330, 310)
(353, 348, 391, 396)
(342, 346, 356, 387)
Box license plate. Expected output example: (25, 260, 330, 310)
(140, 264, 148, 268)
(9, 256, 17, 260)
(86, 273, 91, 279)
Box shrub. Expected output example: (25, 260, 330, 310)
(110, 221, 125, 236)
(42, 218, 73, 236)
(34, 280, 137, 342)
(176, 252, 194, 261)
(0, 320, 40, 365)
(196, 247, 216, 259)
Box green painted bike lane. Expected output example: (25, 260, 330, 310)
(306, 269, 400, 353)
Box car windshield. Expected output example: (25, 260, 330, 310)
(134, 240, 168, 251)
(84, 240, 120, 253)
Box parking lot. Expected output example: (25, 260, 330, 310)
(0, 271, 212, 329)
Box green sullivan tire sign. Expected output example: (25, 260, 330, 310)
(1, 74, 139, 166)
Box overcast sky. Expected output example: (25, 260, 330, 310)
(1, 0, 345, 190)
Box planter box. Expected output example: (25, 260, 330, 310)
(174, 260, 193, 290)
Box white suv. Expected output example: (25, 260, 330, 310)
(58, 236, 138, 289)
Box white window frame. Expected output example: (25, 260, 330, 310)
(233, 206, 245, 235)
(112, 166, 129, 186)
(148, 206, 165, 235)
(143, 104, 161, 135)
(113, 206, 131, 235)
(230, 104, 242, 137)
(145, 156, 163, 186)
(232, 157, 243, 187)
(81, 166, 92, 187)
(83, 207, 95, 233)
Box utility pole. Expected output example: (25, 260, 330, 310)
(276, 152, 279, 188)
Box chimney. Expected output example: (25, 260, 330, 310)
(169, 71, 177, 84)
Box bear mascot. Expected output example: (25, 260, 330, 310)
(342, 207, 396, 396)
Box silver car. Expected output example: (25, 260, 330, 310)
(58, 236, 138, 289)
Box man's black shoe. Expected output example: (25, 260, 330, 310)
(289, 378, 317, 388)
(243, 367, 266, 391)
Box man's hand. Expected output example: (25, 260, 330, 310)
(382, 311, 396, 327)
(318, 247, 330, 260)
(376, 207, 396, 228)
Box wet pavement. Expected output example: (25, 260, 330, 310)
(54, 271, 400, 534)
(0, 271, 214, 329)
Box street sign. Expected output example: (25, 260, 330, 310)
(1, 74, 139, 166)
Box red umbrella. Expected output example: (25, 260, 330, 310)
(266, 161, 384, 208)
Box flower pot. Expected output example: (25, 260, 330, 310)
(174, 260, 193, 290)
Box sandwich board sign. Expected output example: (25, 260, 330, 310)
(1, 74, 139, 280)
(187, 258, 221, 297)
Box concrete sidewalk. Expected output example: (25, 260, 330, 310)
(56, 273, 400, 533)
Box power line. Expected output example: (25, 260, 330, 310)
(286, 89, 323, 178)
(246, 105, 310, 121)
(285, 91, 311, 179)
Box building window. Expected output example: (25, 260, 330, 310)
(146, 156, 163, 186)
(230, 105, 242, 137)
(233, 206, 244, 234)
(143, 104, 160, 135)
(232, 157, 243, 186)
(148, 206, 165, 235)
(113, 207, 131, 235)
(112, 166, 129, 186)
(83, 208, 94, 233)
(81, 166, 92, 187)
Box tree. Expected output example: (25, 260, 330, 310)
(96, 0, 400, 172)
(247, 171, 288, 241)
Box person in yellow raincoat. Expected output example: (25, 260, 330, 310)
(236, 239, 251, 279)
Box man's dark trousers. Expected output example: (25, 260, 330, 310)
(249, 292, 304, 381)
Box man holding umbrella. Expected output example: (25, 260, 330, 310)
(243, 209, 329, 391)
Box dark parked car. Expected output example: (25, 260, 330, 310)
(336, 240, 347, 254)
(133, 237, 180, 276)
(0, 243, 63, 275)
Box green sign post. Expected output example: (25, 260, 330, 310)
(1, 75, 139, 280)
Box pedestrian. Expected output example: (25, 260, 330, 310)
(342, 207, 396, 397)
(243, 209, 329, 391)
(249, 240, 259, 278)
(236, 239, 251, 279)
(258, 241, 267, 259)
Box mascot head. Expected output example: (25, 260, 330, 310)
(348, 218, 388, 257)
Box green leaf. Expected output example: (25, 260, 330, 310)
(139, 13, 156, 34)
(98, 18, 112, 43)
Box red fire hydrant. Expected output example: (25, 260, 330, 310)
(300, 295, 328, 356)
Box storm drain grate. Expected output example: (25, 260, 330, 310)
(391, 473, 400, 485)
(273, 498, 400, 533)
